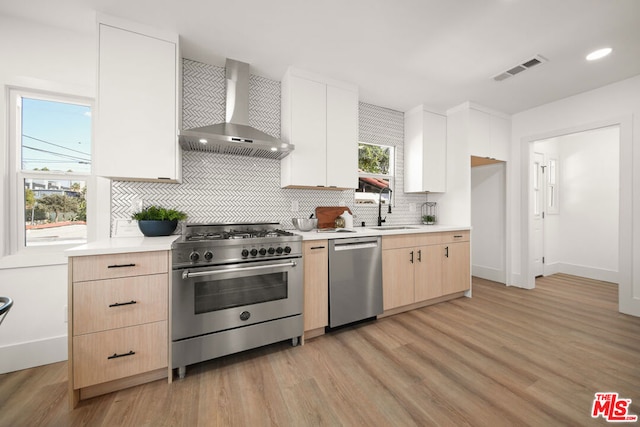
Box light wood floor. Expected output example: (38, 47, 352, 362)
(1, 274, 639, 426)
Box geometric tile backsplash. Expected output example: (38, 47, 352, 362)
(111, 59, 429, 232)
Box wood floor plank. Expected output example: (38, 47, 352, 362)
(1, 274, 639, 426)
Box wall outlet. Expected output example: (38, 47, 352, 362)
(409, 203, 416, 213)
(291, 200, 299, 212)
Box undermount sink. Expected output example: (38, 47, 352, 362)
(367, 225, 418, 231)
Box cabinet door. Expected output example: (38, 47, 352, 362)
(404, 108, 446, 193)
(414, 245, 443, 301)
(469, 108, 492, 159)
(284, 76, 327, 187)
(303, 241, 329, 331)
(382, 248, 415, 310)
(96, 23, 179, 181)
(442, 241, 471, 294)
(490, 114, 510, 161)
(326, 85, 358, 188)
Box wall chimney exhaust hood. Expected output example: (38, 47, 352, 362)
(179, 58, 293, 160)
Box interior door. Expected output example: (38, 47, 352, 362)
(532, 152, 545, 277)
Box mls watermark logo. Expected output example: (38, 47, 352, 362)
(592, 392, 638, 422)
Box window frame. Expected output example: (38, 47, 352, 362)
(355, 141, 395, 206)
(6, 87, 94, 259)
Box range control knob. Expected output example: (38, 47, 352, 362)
(276, 247, 284, 254)
(189, 251, 200, 262)
(241, 249, 249, 258)
(203, 251, 213, 261)
(267, 247, 275, 255)
(259, 248, 267, 256)
(250, 248, 258, 257)
(284, 246, 292, 254)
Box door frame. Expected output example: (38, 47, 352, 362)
(518, 115, 633, 313)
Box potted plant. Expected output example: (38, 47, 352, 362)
(132, 205, 187, 237)
(422, 214, 436, 225)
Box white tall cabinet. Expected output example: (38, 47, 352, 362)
(281, 68, 358, 189)
(404, 105, 447, 193)
(95, 15, 181, 182)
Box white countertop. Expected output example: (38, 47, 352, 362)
(292, 224, 471, 241)
(64, 225, 470, 255)
(65, 235, 180, 257)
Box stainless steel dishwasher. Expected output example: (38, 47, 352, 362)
(328, 236, 383, 327)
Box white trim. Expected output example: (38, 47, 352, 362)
(472, 265, 506, 284)
(550, 263, 618, 284)
(0, 335, 67, 374)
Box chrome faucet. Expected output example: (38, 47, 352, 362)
(377, 186, 392, 226)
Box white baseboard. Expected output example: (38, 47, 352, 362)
(555, 263, 618, 283)
(472, 265, 506, 284)
(0, 335, 67, 374)
(543, 262, 561, 276)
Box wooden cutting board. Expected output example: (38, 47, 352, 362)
(315, 206, 352, 229)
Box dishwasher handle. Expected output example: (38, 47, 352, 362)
(332, 237, 380, 252)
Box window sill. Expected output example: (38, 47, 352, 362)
(0, 247, 73, 270)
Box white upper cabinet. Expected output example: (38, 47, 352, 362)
(281, 68, 358, 189)
(468, 106, 510, 162)
(404, 105, 447, 193)
(95, 16, 181, 182)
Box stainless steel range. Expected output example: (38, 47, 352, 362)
(171, 223, 303, 378)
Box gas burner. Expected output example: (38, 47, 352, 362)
(185, 232, 229, 241)
(228, 231, 252, 239)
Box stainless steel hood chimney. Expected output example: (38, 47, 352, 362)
(179, 58, 293, 160)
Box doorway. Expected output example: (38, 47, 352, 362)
(471, 156, 506, 284)
(529, 125, 620, 283)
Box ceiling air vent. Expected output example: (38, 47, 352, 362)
(493, 55, 547, 82)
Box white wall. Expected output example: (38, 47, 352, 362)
(510, 74, 639, 317)
(471, 162, 506, 283)
(0, 15, 96, 373)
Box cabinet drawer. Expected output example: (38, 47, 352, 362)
(73, 274, 168, 335)
(72, 251, 168, 282)
(73, 321, 167, 389)
(381, 234, 420, 250)
(440, 230, 470, 243)
(414, 233, 443, 246)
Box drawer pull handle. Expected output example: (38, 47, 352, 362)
(107, 350, 135, 360)
(453, 235, 463, 238)
(445, 246, 449, 258)
(410, 250, 414, 264)
(418, 249, 422, 262)
(107, 263, 136, 269)
(310, 246, 326, 250)
(108, 300, 137, 308)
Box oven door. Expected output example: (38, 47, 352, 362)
(172, 256, 303, 341)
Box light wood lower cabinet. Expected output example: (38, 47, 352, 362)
(73, 321, 167, 389)
(68, 250, 170, 408)
(382, 231, 470, 312)
(303, 240, 328, 339)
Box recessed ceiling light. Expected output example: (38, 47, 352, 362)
(586, 47, 612, 61)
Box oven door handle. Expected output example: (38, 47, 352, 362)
(182, 261, 298, 279)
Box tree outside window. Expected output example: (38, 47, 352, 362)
(356, 142, 394, 205)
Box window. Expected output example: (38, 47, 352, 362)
(355, 142, 394, 205)
(547, 158, 559, 214)
(9, 89, 92, 250)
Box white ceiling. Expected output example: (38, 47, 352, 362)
(2, 0, 639, 114)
